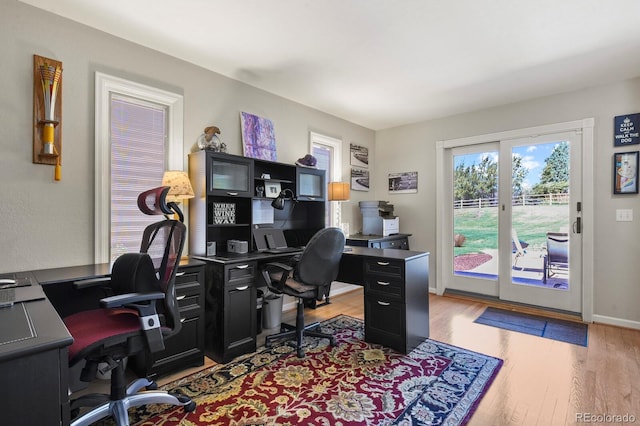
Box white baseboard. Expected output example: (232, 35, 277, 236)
(592, 314, 640, 330)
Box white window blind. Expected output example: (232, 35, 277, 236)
(110, 94, 167, 262)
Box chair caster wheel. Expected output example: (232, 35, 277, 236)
(297, 349, 305, 358)
(146, 381, 158, 390)
(184, 400, 197, 412)
(329, 337, 336, 346)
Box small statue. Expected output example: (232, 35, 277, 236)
(197, 125, 227, 152)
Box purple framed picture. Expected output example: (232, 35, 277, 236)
(240, 112, 277, 161)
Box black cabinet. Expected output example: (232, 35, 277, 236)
(132, 262, 205, 379)
(204, 261, 258, 363)
(337, 248, 429, 355)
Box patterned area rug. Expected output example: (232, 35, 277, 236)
(129, 315, 502, 425)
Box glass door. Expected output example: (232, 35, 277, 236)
(448, 142, 500, 297)
(499, 132, 582, 312)
(445, 132, 582, 313)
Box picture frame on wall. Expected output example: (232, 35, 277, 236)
(350, 144, 369, 167)
(388, 171, 418, 194)
(351, 167, 369, 192)
(613, 151, 639, 194)
(265, 181, 281, 198)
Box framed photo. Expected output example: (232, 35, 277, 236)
(613, 151, 639, 194)
(351, 167, 369, 192)
(265, 181, 281, 198)
(240, 112, 277, 161)
(350, 143, 369, 167)
(614, 113, 640, 146)
(388, 171, 418, 194)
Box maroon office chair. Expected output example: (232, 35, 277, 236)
(64, 187, 195, 425)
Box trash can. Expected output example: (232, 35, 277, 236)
(256, 289, 264, 333)
(262, 293, 283, 329)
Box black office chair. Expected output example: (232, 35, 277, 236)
(64, 187, 196, 425)
(260, 227, 345, 358)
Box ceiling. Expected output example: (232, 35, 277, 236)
(20, 0, 640, 130)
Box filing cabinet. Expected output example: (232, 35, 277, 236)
(204, 260, 258, 363)
(132, 262, 205, 379)
(361, 254, 429, 354)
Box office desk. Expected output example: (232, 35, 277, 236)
(0, 273, 73, 426)
(194, 246, 430, 362)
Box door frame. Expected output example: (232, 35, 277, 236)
(435, 118, 594, 321)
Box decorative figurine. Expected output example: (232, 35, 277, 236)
(197, 125, 227, 152)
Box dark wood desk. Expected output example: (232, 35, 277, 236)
(194, 246, 430, 362)
(0, 273, 73, 426)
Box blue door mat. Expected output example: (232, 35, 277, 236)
(474, 306, 588, 346)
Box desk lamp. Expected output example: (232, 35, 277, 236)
(271, 188, 296, 210)
(161, 170, 195, 222)
(328, 182, 350, 235)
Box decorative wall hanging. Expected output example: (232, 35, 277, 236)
(350, 143, 369, 167)
(614, 113, 640, 146)
(240, 112, 277, 161)
(613, 151, 638, 194)
(388, 171, 418, 194)
(33, 54, 63, 180)
(351, 167, 369, 192)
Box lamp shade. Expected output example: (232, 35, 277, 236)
(328, 182, 350, 201)
(162, 171, 195, 202)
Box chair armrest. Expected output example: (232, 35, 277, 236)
(261, 262, 293, 293)
(100, 291, 165, 309)
(73, 277, 112, 290)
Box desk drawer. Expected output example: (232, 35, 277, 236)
(364, 258, 404, 279)
(364, 275, 404, 299)
(379, 238, 409, 250)
(226, 261, 257, 285)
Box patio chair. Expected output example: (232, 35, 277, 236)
(543, 232, 569, 283)
(511, 228, 528, 270)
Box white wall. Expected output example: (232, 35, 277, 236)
(0, 0, 374, 273)
(375, 78, 640, 325)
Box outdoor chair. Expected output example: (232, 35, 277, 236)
(543, 232, 569, 283)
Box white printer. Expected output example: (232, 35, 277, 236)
(359, 201, 399, 236)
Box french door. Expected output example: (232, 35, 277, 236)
(443, 131, 583, 313)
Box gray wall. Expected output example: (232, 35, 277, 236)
(0, 0, 374, 273)
(375, 78, 640, 325)
(3, 0, 639, 325)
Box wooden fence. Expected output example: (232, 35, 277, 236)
(454, 193, 569, 209)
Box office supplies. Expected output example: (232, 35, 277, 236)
(253, 228, 302, 254)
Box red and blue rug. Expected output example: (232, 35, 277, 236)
(132, 315, 502, 425)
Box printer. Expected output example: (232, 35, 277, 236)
(359, 201, 400, 236)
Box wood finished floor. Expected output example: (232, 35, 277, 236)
(87, 289, 640, 425)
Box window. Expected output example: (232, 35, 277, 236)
(310, 132, 342, 226)
(95, 73, 184, 263)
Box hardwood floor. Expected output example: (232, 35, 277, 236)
(85, 289, 640, 425)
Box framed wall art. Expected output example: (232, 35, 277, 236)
(388, 171, 418, 194)
(351, 167, 369, 192)
(350, 143, 369, 167)
(240, 112, 277, 161)
(613, 151, 638, 194)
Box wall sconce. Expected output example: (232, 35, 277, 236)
(33, 55, 63, 181)
(328, 182, 351, 235)
(271, 189, 296, 210)
(162, 170, 195, 222)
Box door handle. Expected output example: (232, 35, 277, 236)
(377, 301, 391, 306)
(235, 285, 249, 291)
(376, 281, 390, 286)
(573, 217, 582, 234)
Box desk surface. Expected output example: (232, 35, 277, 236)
(0, 273, 72, 363)
(193, 245, 428, 265)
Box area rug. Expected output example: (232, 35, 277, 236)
(474, 306, 588, 346)
(128, 315, 502, 425)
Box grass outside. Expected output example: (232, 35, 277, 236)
(454, 205, 569, 256)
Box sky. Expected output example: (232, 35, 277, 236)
(454, 142, 562, 189)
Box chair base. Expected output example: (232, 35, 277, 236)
(71, 372, 195, 426)
(265, 299, 336, 358)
